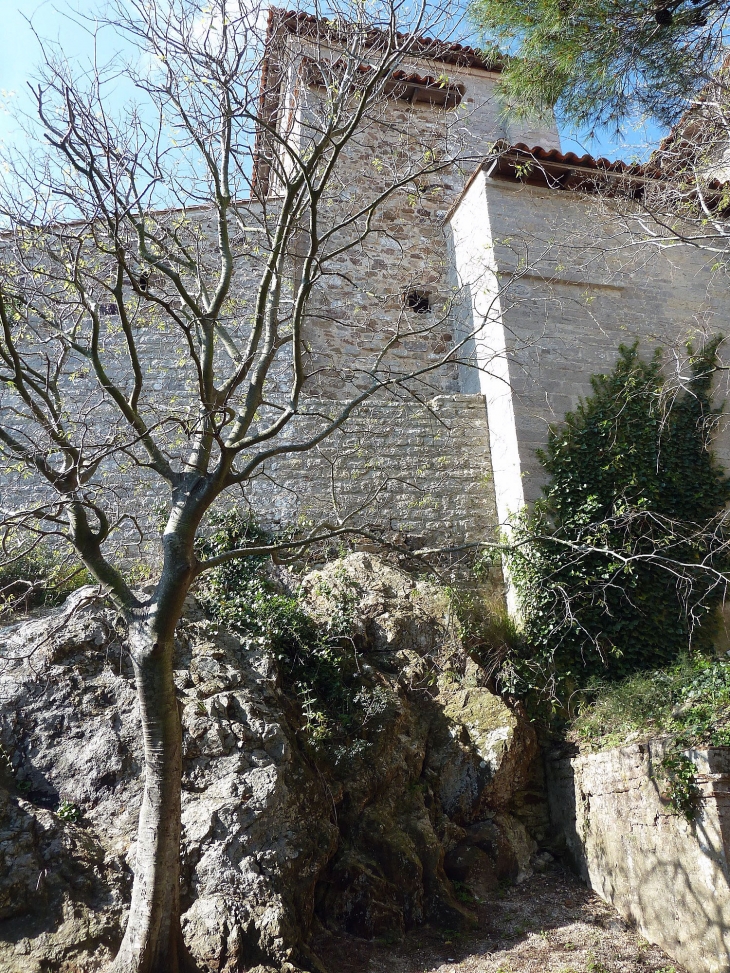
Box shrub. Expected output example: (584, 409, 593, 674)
(658, 752, 702, 821)
(57, 799, 82, 823)
(502, 340, 730, 702)
(573, 654, 730, 751)
(0, 545, 94, 617)
(197, 512, 387, 750)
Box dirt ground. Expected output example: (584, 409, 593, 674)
(313, 867, 687, 973)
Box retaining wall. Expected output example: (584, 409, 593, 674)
(546, 742, 730, 973)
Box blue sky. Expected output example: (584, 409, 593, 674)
(0, 0, 667, 163)
(0, 0, 120, 148)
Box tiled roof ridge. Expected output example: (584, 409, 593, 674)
(300, 55, 466, 91)
(505, 141, 730, 193)
(267, 6, 502, 71)
(505, 142, 651, 177)
(391, 67, 464, 87)
(445, 143, 661, 224)
(465, 139, 730, 209)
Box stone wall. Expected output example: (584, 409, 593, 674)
(284, 42, 561, 397)
(546, 742, 730, 973)
(243, 393, 497, 548)
(1, 394, 497, 561)
(449, 169, 730, 528)
(216, 58, 557, 546)
(1, 49, 562, 558)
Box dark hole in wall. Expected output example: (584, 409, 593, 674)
(405, 290, 431, 314)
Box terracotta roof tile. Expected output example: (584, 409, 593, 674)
(505, 143, 730, 195)
(302, 56, 465, 106)
(446, 142, 730, 212)
(271, 7, 501, 71)
(507, 143, 652, 177)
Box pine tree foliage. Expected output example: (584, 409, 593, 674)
(470, 0, 729, 129)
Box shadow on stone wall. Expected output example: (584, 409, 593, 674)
(546, 742, 730, 973)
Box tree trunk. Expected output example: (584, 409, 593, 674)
(110, 625, 197, 973)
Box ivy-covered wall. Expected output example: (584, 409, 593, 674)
(503, 343, 730, 695)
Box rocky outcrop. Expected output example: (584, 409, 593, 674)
(0, 555, 539, 972)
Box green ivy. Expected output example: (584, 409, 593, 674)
(197, 512, 385, 752)
(503, 340, 730, 702)
(197, 514, 316, 655)
(657, 752, 702, 822)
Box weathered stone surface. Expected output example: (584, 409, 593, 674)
(0, 556, 538, 972)
(546, 741, 730, 973)
(425, 686, 538, 823)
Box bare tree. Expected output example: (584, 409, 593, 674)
(0, 1, 491, 969)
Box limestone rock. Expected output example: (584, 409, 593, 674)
(426, 686, 539, 822)
(0, 556, 539, 972)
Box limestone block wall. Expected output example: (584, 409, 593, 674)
(546, 743, 730, 973)
(449, 170, 730, 527)
(0, 391, 498, 560)
(241, 392, 497, 548)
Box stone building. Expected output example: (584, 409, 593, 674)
(4, 10, 730, 562)
(245, 11, 730, 548)
(448, 145, 730, 533)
